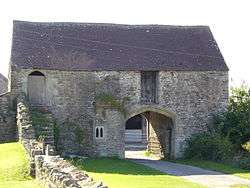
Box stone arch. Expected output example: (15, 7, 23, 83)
(126, 105, 176, 121)
(125, 105, 176, 159)
(27, 71, 46, 106)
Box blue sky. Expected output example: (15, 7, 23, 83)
(0, 0, 249, 87)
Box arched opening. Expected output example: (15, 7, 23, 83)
(125, 110, 174, 159)
(27, 71, 46, 106)
(125, 114, 148, 151)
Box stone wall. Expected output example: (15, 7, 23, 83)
(0, 92, 16, 143)
(35, 155, 107, 188)
(17, 95, 106, 187)
(0, 73, 8, 94)
(158, 71, 228, 157)
(147, 112, 173, 158)
(10, 67, 228, 158)
(17, 96, 44, 175)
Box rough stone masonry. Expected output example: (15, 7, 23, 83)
(0, 73, 8, 94)
(1, 20, 229, 159)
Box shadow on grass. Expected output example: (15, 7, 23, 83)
(70, 157, 166, 175)
(70, 157, 250, 178)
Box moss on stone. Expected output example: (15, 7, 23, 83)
(95, 93, 130, 116)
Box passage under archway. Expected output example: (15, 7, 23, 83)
(125, 111, 173, 159)
(27, 71, 46, 106)
(125, 114, 147, 150)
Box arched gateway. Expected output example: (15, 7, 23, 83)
(124, 106, 175, 159)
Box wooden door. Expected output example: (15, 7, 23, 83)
(28, 75, 45, 106)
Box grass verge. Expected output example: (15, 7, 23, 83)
(0, 142, 41, 188)
(231, 184, 250, 188)
(71, 157, 206, 188)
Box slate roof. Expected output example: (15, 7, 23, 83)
(10, 20, 228, 71)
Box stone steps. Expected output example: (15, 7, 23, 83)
(125, 142, 147, 151)
(30, 107, 55, 148)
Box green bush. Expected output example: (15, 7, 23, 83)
(214, 86, 250, 150)
(237, 156, 250, 170)
(184, 87, 250, 167)
(184, 133, 234, 161)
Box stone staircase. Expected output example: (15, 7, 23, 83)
(125, 129, 147, 151)
(125, 142, 147, 151)
(30, 107, 55, 149)
(36, 125, 55, 146)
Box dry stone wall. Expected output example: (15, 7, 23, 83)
(35, 155, 107, 188)
(17, 96, 44, 176)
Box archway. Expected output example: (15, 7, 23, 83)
(125, 109, 174, 159)
(125, 114, 148, 151)
(27, 71, 46, 106)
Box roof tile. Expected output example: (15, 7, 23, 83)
(11, 20, 228, 71)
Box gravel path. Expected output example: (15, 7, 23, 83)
(126, 151, 250, 188)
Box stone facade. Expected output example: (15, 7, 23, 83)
(0, 73, 8, 94)
(0, 92, 16, 143)
(0, 74, 16, 143)
(10, 68, 228, 158)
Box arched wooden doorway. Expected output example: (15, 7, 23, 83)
(27, 71, 46, 106)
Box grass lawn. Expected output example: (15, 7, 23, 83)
(171, 159, 250, 180)
(71, 158, 206, 188)
(0, 142, 41, 188)
(231, 185, 250, 188)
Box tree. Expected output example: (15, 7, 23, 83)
(214, 86, 250, 150)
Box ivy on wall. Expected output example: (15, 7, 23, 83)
(95, 93, 130, 116)
(31, 108, 52, 139)
(62, 122, 85, 145)
(53, 123, 60, 149)
(75, 126, 85, 145)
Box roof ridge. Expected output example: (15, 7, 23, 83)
(14, 20, 209, 29)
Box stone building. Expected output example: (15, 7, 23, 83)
(6, 20, 228, 158)
(0, 73, 8, 94)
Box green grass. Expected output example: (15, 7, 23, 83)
(0, 142, 41, 188)
(71, 158, 206, 188)
(231, 185, 250, 188)
(171, 159, 250, 180)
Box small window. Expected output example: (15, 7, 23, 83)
(100, 127, 103, 137)
(96, 127, 99, 138)
(95, 126, 104, 139)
